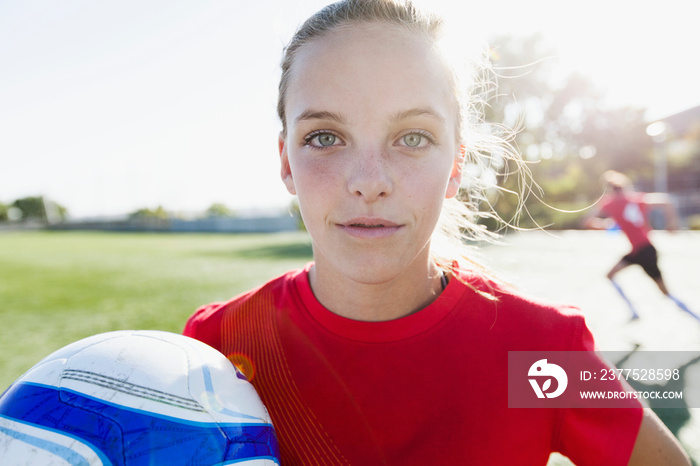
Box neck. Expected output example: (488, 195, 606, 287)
(308, 260, 445, 322)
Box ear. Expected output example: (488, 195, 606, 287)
(445, 144, 465, 199)
(279, 133, 297, 195)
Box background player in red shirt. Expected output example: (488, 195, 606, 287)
(186, 1, 690, 464)
(585, 170, 698, 322)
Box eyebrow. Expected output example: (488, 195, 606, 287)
(294, 110, 346, 125)
(391, 107, 445, 123)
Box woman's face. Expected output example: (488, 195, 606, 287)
(279, 23, 463, 286)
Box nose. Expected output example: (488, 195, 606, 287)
(346, 147, 393, 202)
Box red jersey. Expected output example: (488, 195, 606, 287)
(601, 192, 652, 251)
(184, 264, 642, 465)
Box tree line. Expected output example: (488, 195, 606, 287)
(0, 197, 238, 224)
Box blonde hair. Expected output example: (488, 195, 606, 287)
(278, 0, 526, 280)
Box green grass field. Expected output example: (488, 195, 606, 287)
(0, 230, 313, 391)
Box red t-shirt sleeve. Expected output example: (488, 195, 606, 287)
(183, 302, 225, 351)
(555, 322, 644, 466)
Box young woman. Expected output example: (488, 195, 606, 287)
(185, 1, 690, 464)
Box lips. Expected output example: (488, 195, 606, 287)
(338, 217, 402, 239)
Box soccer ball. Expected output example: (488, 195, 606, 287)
(0, 330, 279, 465)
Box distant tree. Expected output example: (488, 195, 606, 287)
(10, 196, 68, 222)
(12, 196, 47, 220)
(129, 206, 169, 220)
(0, 202, 7, 222)
(205, 203, 235, 218)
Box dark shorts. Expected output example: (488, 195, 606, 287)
(622, 244, 662, 279)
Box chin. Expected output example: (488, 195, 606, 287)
(342, 252, 426, 286)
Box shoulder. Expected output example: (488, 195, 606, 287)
(599, 194, 625, 215)
(183, 267, 306, 350)
(600, 194, 613, 209)
(456, 269, 593, 351)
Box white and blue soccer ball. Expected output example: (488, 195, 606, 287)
(0, 330, 279, 465)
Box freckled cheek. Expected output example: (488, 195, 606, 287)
(292, 158, 343, 201)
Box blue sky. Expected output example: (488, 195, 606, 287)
(2, 0, 698, 218)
